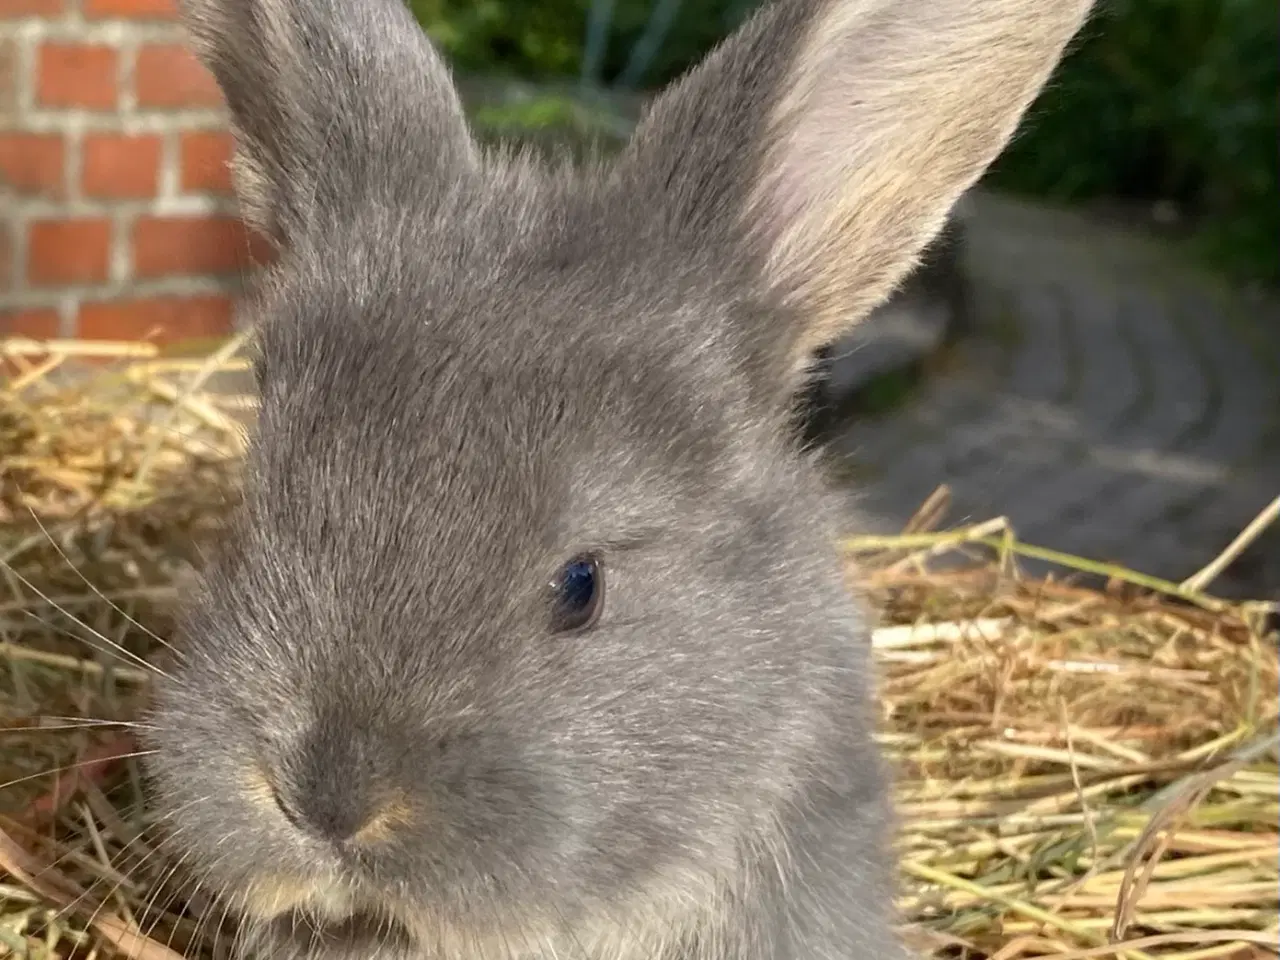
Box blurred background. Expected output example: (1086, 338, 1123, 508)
(2, 0, 1278, 597)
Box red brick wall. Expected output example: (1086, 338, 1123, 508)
(0, 0, 266, 344)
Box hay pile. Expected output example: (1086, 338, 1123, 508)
(1, 337, 1277, 960)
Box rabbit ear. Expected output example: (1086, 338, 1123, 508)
(179, 0, 478, 246)
(620, 0, 1093, 391)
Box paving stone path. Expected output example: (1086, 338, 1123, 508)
(825, 191, 1280, 600)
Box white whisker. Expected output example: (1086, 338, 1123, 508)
(4, 562, 168, 679)
(19, 608, 162, 682)
(25, 507, 179, 656)
(4, 722, 134, 735)
(0, 750, 157, 794)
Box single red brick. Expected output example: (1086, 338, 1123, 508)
(83, 0, 177, 19)
(2, 309, 62, 339)
(77, 295, 233, 343)
(131, 215, 269, 278)
(27, 218, 112, 286)
(135, 44, 222, 109)
(0, 134, 64, 197)
(36, 44, 118, 110)
(82, 133, 161, 198)
(179, 129, 234, 195)
(0, 0, 65, 17)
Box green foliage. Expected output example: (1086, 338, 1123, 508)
(465, 88, 635, 159)
(989, 0, 1279, 285)
(407, 0, 750, 87)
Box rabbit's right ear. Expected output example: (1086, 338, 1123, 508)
(179, 0, 478, 247)
(620, 0, 1093, 401)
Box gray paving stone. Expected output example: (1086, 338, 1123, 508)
(1107, 292, 1206, 451)
(1057, 285, 1146, 436)
(1007, 285, 1072, 402)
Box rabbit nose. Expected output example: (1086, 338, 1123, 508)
(288, 780, 371, 845)
(290, 788, 409, 846)
(286, 726, 410, 846)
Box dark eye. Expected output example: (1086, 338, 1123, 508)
(549, 555, 604, 632)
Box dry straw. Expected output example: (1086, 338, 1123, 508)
(1, 336, 1277, 960)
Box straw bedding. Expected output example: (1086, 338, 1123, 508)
(1, 336, 1276, 960)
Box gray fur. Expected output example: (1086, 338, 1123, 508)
(142, 0, 1094, 957)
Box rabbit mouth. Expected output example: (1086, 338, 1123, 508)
(259, 907, 414, 955)
(238, 878, 414, 954)
(255, 898, 561, 958)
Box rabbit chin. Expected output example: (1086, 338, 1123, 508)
(238, 874, 553, 960)
(248, 908, 414, 960)
(239, 879, 413, 957)
(247, 903, 573, 960)
(236, 868, 710, 960)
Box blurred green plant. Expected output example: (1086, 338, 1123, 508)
(453, 75, 643, 161)
(989, 0, 1279, 286)
(411, 0, 1278, 286)
(408, 0, 752, 89)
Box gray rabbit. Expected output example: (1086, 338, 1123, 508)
(140, 0, 1094, 957)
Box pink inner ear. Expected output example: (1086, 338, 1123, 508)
(748, 50, 875, 270)
(748, 123, 865, 303)
(748, 24, 975, 313)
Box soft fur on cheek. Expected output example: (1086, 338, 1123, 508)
(549, 570, 781, 858)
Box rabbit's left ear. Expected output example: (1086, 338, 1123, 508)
(621, 0, 1093, 389)
(179, 0, 478, 248)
